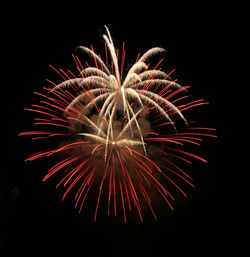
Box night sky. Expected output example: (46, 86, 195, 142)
(2, 2, 248, 256)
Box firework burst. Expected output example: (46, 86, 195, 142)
(19, 26, 216, 222)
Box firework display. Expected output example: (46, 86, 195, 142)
(19, 26, 216, 222)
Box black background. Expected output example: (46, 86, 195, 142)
(2, 1, 248, 256)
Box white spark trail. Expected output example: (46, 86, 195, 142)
(50, 26, 188, 160)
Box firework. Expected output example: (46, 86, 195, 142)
(19, 26, 216, 222)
